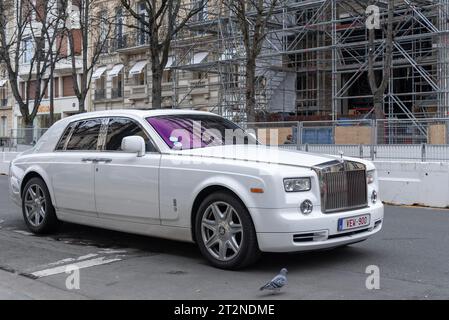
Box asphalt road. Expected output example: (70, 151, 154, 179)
(0, 175, 448, 299)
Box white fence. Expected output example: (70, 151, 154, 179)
(0, 152, 18, 175)
(0, 128, 48, 152)
(280, 143, 449, 162)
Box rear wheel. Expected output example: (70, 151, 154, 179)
(22, 177, 60, 234)
(195, 191, 260, 269)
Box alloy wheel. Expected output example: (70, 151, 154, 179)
(24, 184, 47, 227)
(201, 201, 244, 261)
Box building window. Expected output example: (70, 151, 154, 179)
(22, 37, 33, 63)
(115, 8, 124, 49)
(99, 10, 109, 53)
(137, 1, 147, 45)
(0, 85, 7, 107)
(37, 114, 61, 129)
(21, 0, 32, 22)
(162, 70, 173, 83)
(112, 74, 123, 98)
(27, 80, 38, 99)
(134, 72, 146, 86)
(62, 76, 76, 97)
(193, 0, 208, 21)
(0, 117, 7, 137)
(193, 72, 206, 80)
(95, 77, 106, 100)
(54, 77, 59, 98)
(35, 37, 45, 60)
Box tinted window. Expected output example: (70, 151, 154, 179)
(55, 123, 74, 150)
(146, 115, 258, 150)
(66, 119, 102, 151)
(104, 117, 155, 152)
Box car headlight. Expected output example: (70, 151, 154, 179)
(284, 177, 311, 192)
(366, 170, 375, 184)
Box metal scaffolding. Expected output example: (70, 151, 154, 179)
(166, 0, 449, 123)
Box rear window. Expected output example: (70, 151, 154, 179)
(66, 119, 102, 151)
(55, 123, 75, 150)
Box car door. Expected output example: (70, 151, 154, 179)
(49, 118, 105, 216)
(94, 117, 161, 224)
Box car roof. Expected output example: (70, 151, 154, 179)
(60, 109, 218, 123)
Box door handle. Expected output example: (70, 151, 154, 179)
(82, 158, 112, 163)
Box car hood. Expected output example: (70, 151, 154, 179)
(171, 144, 362, 168)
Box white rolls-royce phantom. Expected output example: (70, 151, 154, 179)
(9, 110, 383, 269)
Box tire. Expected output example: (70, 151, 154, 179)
(195, 191, 261, 269)
(21, 177, 60, 234)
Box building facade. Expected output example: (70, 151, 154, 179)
(1, 0, 85, 137)
(90, 0, 449, 123)
(2, 0, 449, 134)
(0, 65, 13, 139)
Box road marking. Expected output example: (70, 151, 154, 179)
(31, 256, 123, 278)
(77, 253, 99, 260)
(13, 230, 34, 236)
(98, 249, 127, 254)
(44, 253, 100, 268)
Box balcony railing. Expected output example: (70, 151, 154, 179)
(110, 36, 127, 51)
(111, 88, 123, 99)
(112, 31, 150, 52)
(94, 89, 106, 100)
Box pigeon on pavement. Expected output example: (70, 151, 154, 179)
(260, 268, 288, 293)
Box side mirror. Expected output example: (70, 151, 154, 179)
(121, 136, 145, 157)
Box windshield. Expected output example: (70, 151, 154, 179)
(146, 114, 258, 150)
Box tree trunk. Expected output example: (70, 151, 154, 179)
(152, 62, 162, 109)
(49, 72, 55, 125)
(79, 98, 85, 113)
(245, 60, 256, 123)
(373, 97, 385, 144)
(23, 118, 34, 145)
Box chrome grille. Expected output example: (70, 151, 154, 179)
(313, 160, 368, 213)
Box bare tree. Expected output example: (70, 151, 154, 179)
(120, 0, 207, 109)
(67, 0, 113, 113)
(225, 0, 279, 122)
(366, 0, 393, 143)
(0, 0, 68, 142)
(367, 0, 393, 120)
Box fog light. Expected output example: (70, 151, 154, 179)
(371, 190, 378, 204)
(300, 200, 313, 215)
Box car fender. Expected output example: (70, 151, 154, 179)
(20, 164, 56, 207)
(190, 173, 266, 213)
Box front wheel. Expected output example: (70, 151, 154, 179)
(195, 191, 261, 269)
(22, 177, 60, 234)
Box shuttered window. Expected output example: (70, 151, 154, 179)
(62, 76, 76, 97)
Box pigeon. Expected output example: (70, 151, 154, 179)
(260, 268, 288, 293)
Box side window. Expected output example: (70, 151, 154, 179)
(55, 123, 74, 150)
(104, 117, 156, 152)
(66, 119, 102, 151)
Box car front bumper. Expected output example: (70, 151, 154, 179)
(251, 202, 384, 252)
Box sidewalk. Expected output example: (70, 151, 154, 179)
(0, 269, 88, 300)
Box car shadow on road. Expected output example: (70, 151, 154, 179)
(41, 221, 376, 273)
